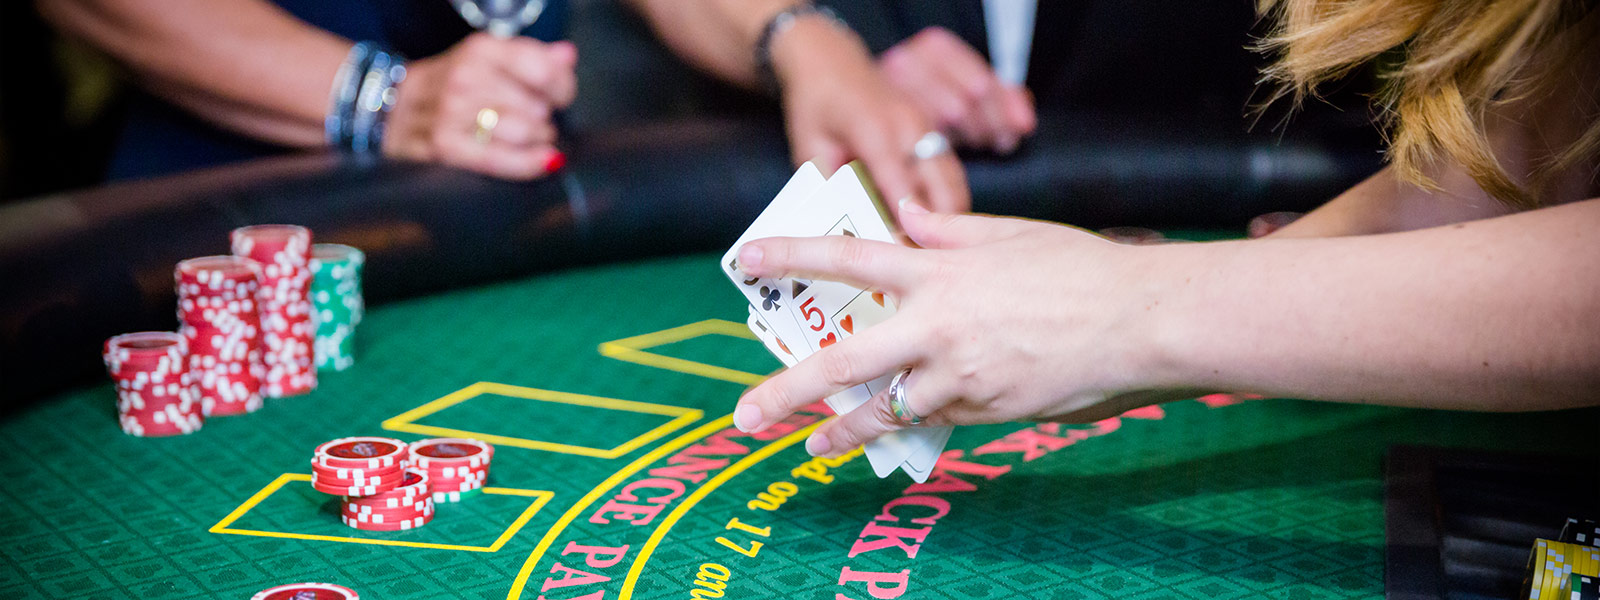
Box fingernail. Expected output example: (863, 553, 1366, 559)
(737, 244, 764, 272)
(543, 151, 567, 173)
(734, 403, 762, 433)
(805, 431, 831, 457)
(898, 197, 928, 215)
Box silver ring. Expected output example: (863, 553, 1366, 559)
(911, 131, 950, 161)
(887, 368, 922, 425)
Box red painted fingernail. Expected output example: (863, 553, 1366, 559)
(543, 151, 567, 173)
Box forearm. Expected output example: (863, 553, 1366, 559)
(40, 0, 349, 147)
(1272, 166, 1514, 238)
(1147, 198, 1600, 410)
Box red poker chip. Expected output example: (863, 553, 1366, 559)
(341, 512, 431, 531)
(103, 332, 188, 375)
(342, 469, 430, 504)
(310, 469, 403, 488)
(250, 582, 359, 600)
(343, 490, 428, 508)
(409, 438, 494, 469)
(429, 472, 489, 488)
(314, 437, 409, 469)
(342, 507, 434, 525)
(176, 255, 262, 285)
(427, 478, 486, 494)
(207, 397, 263, 417)
(119, 412, 203, 437)
(342, 497, 434, 518)
(311, 479, 398, 498)
(343, 496, 428, 513)
(311, 461, 404, 481)
(426, 461, 489, 477)
(231, 224, 311, 267)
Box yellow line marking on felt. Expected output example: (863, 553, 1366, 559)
(618, 421, 820, 599)
(383, 382, 703, 459)
(598, 319, 766, 386)
(506, 416, 734, 600)
(210, 474, 553, 552)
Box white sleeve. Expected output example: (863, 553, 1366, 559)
(982, 0, 1038, 87)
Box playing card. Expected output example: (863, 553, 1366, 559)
(900, 425, 953, 481)
(725, 161, 951, 482)
(747, 306, 797, 367)
(721, 162, 828, 353)
(770, 166, 898, 357)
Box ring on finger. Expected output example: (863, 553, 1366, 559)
(911, 131, 951, 161)
(887, 368, 922, 425)
(474, 107, 500, 145)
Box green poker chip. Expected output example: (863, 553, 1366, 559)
(309, 244, 365, 372)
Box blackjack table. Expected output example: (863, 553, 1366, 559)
(5, 223, 1598, 599)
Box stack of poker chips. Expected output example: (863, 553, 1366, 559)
(232, 225, 317, 397)
(340, 468, 434, 531)
(309, 243, 365, 372)
(311, 436, 410, 496)
(409, 438, 494, 503)
(103, 332, 203, 437)
(310, 436, 436, 531)
(251, 583, 360, 600)
(175, 256, 266, 416)
(1522, 518, 1600, 599)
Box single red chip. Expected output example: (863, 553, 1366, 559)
(314, 436, 409, 469)
(409, 438, 493, 468)
(250, 582, 359, 600)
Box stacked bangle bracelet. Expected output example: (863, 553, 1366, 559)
(326, 41, 406, 153)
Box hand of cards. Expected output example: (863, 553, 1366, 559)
(721, 161, 952, 482)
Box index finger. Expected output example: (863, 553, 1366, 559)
(499, 38, 579, 107)
(737, 234, 928, 296)
(735, 315, 925, 434)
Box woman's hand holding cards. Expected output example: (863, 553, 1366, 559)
(732, 201, 1196, 458)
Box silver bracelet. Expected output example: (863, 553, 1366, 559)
(325, 41, 375, 148)
(753, 3, 847, 96)
(348, 48, 407, 154)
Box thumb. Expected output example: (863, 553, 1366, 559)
(897, 199, 1035, 249)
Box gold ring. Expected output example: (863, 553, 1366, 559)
(474, 107, 499, 144)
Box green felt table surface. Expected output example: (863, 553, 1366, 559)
(3, 248, 1596, 600)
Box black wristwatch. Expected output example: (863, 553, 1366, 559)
(753, 3, 847, 96)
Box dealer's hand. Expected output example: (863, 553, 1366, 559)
(771, 18, 970, 216)
(731, 202, 1191, 456)
(385, 33, 576, 180)
(879, 27, 1036, 154)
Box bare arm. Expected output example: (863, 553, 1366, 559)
(622, 0, 800, 89)
(1270, 165, 1516, 237)
(1150, 197, 1600, 410)
(39, 0, 349, 147)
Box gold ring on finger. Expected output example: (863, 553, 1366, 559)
(474, 107, 500, 145)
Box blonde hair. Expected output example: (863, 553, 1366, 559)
(1257, 0, 1600, 208)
